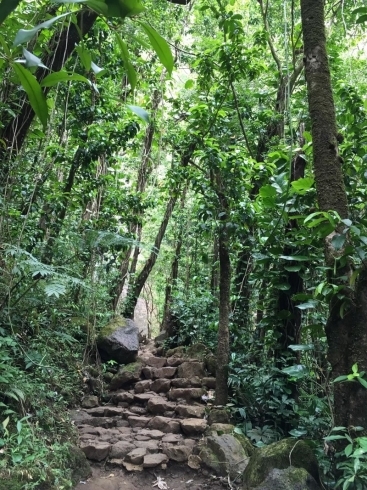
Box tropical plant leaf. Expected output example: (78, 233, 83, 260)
(127, 105, 150, 123)
(12, 63, 48, 129)
(22, 48, 48, 69)
(116, 33, 137, 90)
(44, 282, 67, 298)
(13, 12, 71, 46)
(40, 70, 91, 87)
(138, 21, 174, 75)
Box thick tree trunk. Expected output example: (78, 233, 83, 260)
(215, 227, 231, 405)
(301, 0, 367, 429)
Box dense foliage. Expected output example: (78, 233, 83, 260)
(1, 0, 367, 488)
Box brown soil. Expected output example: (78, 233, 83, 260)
(74, 462, 231, 490)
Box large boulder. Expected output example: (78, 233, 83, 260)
(242, 439, 320, 489)
(199, 433, 252, 478)
(250, 467, 321, 490)
(97, 316, 139, 364)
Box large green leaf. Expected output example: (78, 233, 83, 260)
(138, 21, 174, 75)
(127, 105, 150, 123)
(105, 0, 144, 17)
(40, 70, 91, 87)
(12, 63, 48, 129)
(116, 34, 137, 90)
(0, 0, 22, 25)
(13, 12, 71, 46)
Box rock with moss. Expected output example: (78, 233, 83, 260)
(109, 362, 143, 390)
(242, 439, 320, 489)
(97, 316, 139, 364)
(199, 433, 252, 478)
(186, 343, 207, 359)
(250, 466, 321, 490)
(68, 445, 92, 485)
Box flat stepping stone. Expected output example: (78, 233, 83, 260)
(144, 356, 167, 368)
(110, 440, 136, 458)
(80, 441, 111, 461)
(143, 453, 168, 468)
(175, 404, 205, 418)
(177, 361, 205, 379)
(134, 393, 154, 403)
(202, 377, 216, 388)
(125, 447, 147, 464)
(129, 406, 148, 415)
(166, 357, 185, 367)
(147, 397, 176, 414)
(139, 429, 164, 440)
(153, 367, 177, 379)
(180, 418, 207, 436)
(127, 415, 151, 428)
(168, 388, 205, 402)
(135, 435, 150, 441)
(171, 378, 191, 388)
(161, 433, 184, 443)
(114, 392, 134, 403)
(122, 461, 143, 472)
(104, 407, 125, 417)
(81, 395, 99, 408)
(147, 416, 180, 433)
(135, 439, 160, 453)
(134, 380, 151, 393)
(150, 378, 171, 393)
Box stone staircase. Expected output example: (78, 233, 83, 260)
(71, 344, 228, 473)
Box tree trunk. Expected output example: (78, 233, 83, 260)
(122, 194, 178, 319)
(215, 226, 231, 405)
(301, 0, 367, 430)
(0, 9, 97, 173)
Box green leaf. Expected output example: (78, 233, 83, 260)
(40, 70, 91, 87)
(259, 184, 277, 197)
(105, 0, 144, 17)
(331, 233, 346, 250)
(280, 255, 311, 261)
(22, 48, 48, 70)
(115, 34, 137, 90)
(91, 61, 104, 75)
(13, 12, 71, 46)
(291, 177, 314, 194)
(356, 14, 367, 24)
(281, 364, 309, 379)
(44, 282, 66, 298)
(296, 300, 318, 310)
(325, 435, 347, 441)
(345, 443, 353, 457)
(2, 416, 9, 430)
(352, 363, 359, 374)
(334, 375, 349, 383)
(0, 0, 22, 25)
(185, 79, 194, 89)
(358, 377, 367, 389)
(127, 105, 150, 123)
(85, 0, 109, 15)
(288, 344, 314, 351)
(12, 63, 48, 129)
(138, 21, 174, 75)
(76, 45, 92, 71)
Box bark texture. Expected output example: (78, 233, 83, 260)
(301, 0, 367, 430)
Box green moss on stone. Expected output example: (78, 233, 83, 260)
(234, 432, 254, 456)
(242, 439, 320, 489)
(99, 316, 126, 338)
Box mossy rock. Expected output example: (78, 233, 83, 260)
(199, 433, 252, 478)
(206, 423, 235, 436)
(186, 343, 207, 359)
(68, 445, 92, 485)
(242, 439, 320, 489)
(234, 432, 254, 456)
(97, 316, 139, 364)
(109, 361, 143, 390)
(205, 353, 217, 374)
(166, 346, 186, 357)
(251, 466, 321, 490)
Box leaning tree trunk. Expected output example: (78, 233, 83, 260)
(122, 194, 178, 319)
(301, 0, 367, 430)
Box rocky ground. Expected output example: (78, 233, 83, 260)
(71, 342, 248, 489)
